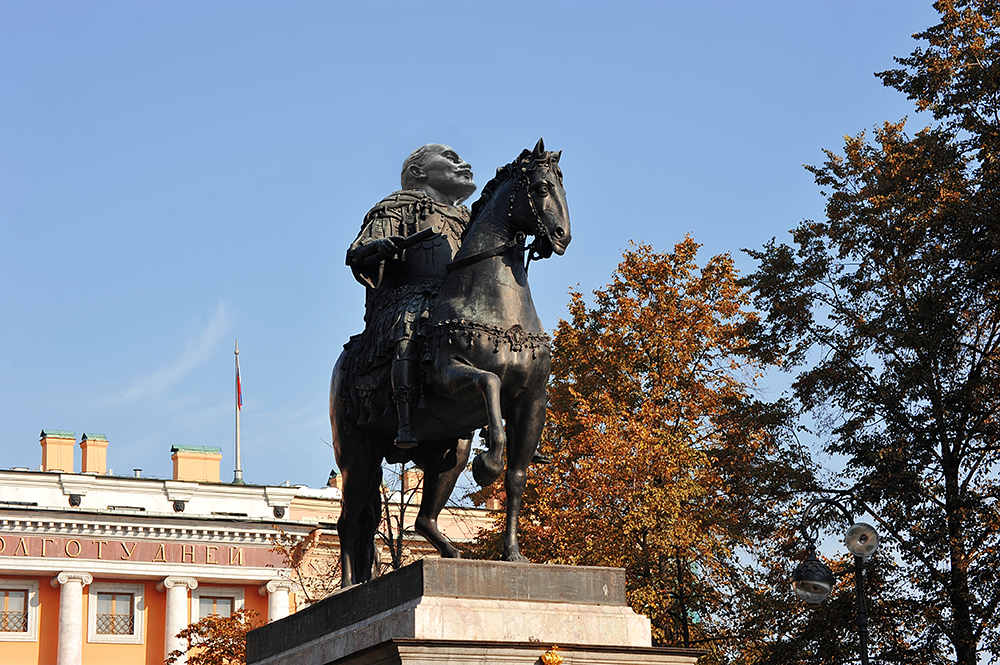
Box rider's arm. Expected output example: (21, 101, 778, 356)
(346, 212, 405, 288)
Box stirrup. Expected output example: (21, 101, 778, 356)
(395, 426, 418, 449)
(393, 383, 418, 449)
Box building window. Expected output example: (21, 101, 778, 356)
(1, 589, 28, 632)
(95, 593, 134, 635)
(88, 582, 144, 645)
(0, 580, 38, 642)
(199, 596, 233, 618)
(191, 586, 244, 622)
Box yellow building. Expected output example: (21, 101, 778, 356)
(0, 430, 497, 665)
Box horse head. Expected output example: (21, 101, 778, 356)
(514, 138, 571, 260)
(470, 138, 572, 261)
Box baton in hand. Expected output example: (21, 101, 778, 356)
(362, 227, 440, 267)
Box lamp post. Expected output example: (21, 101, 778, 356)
(791, 493, 880, 665)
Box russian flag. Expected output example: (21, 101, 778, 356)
(237, 364, 242, 411)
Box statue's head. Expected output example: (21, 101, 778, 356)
(401, 144, 476, 207)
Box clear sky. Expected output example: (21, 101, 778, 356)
(1, 1, 939, 488)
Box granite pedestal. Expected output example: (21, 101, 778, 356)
(246, 559, 705, 665)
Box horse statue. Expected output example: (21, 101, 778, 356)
(330, 139, 571, 587)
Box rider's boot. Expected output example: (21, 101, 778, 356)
(393, 359, 419, 449)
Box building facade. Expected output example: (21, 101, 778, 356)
(0, 430, 495, 665)
(0, 430, 309, 665)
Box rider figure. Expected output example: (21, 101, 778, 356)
(346, 144, 476, 449)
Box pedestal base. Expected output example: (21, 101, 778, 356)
(247, 559, 704, 665)
(336, 638, 703, 665)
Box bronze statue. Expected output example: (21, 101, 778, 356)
(331, 139, 571, 586)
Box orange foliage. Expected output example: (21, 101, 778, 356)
(476, 239, 807, 651)
(164, 608, 262, 665)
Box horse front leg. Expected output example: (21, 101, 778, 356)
(501, 395, 546, 562)
(433, 357, 506, 487)
(411, 437, 472, 558)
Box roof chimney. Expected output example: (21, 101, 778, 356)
(80, 433, 108, 474)
(40, 430, 76, 473)
(402, 467, 423, 505)
(485, 493, 504, 511)
(171, 445, 223, 483)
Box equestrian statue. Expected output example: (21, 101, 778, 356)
(330, 139, 571, 586)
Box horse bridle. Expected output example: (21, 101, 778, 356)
(445, 165, 557, 274)
(518, 168, 560, 268)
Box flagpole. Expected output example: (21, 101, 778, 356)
(234, 340, 244, 484)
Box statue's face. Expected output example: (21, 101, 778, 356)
(418, 144, 476, 204)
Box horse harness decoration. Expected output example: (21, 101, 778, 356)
(429, 319, 550, 357)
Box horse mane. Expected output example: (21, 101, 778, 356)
(469, 147, 562, 224)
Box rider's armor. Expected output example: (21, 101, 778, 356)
(346, 190, 470, 446)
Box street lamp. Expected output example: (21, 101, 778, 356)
(791, 494, 880, 665)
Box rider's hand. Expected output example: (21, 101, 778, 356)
(374, 236, 404, 259)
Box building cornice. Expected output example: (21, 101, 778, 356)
(162, 480, 198, 502)
(264, 486, 299, 508)
(4, 556, 286, 585)
(0, 469, 304, 503)
(0, 511, 313, 544)
(58, 474, 96, 497)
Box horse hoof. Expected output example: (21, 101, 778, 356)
(530, 452, 552, 465)
(502, 552, 529, 563)
(472, 454, 502, 487)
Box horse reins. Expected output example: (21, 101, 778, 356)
(444, 231, 527, 273)
(445, 167, 555, 274)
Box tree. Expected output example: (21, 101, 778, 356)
(165, 608, 262, 665)
(270, 464, 452, 610)
(745, 3, 1000, 663)
(375, 463, 425, 574)
(473, 239, 812, 658)
(729, 509, 953, 665)
(269, 465, 426, 604)
(271, 527, 341, 607)
(879, 0, 1000, 202)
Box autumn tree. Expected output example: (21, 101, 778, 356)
(745, 3, 1000, 663)
(474, 239, 812, 657)
(165, 608, 262, 665)
(271, 527, 341, 607)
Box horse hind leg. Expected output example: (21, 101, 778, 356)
(354, 478, 382, 583)
(411, 437, 472, 558)
(336, 452, 382, 587)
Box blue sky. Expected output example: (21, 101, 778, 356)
(1, 1, 938, 487)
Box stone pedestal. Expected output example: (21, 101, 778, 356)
(247, 559, 705, 665)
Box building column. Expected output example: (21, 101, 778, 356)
(51, 571, 93, 665)
(258, 579, 295, 622)
(158, 576, 198, 664)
